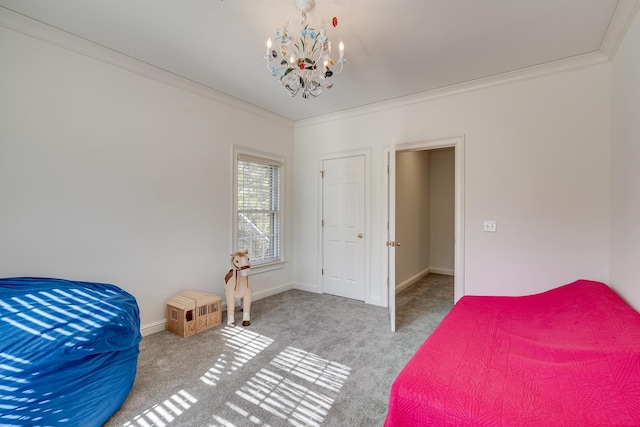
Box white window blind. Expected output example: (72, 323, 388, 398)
(236, 153, 282, 265)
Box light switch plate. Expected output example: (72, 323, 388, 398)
(483, 220, 497, 232)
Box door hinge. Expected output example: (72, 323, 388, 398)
(322, 219, 324, 227)
(320, 170, 324, 178)
(387, 164, 390, 174)
(321, 268, 324, 276)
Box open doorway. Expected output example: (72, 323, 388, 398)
(395, 148, 455, 330)
(385, 137, 464, 332)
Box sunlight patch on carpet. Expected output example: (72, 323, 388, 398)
(201, 326, 274, 386)
(220, 347, 352, 427)
(271, 347, 351, 393)
(122, 327, 274, 426)
(122, 390, 197, 427)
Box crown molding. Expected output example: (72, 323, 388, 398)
(0, 7, 294, 129)
(599, 0, 640, 60)
(295, 51, 609, 129)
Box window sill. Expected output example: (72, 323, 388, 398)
(249, 260, 285, 275)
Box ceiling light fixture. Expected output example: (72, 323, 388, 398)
(264, 0, 346, 99)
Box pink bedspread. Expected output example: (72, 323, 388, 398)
(385, 280, 640, 426)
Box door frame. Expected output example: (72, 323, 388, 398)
(384, 136, 465, 329)
(318, 149, 372, 303)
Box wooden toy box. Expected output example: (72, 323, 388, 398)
(180, 290, 222, 333)
(166, 291, 221, 337)
(166, 294, 196, 337)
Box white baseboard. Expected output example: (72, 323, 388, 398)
(429, 267, 454, 276)
(139, 282, 295, 337)
(292, 282, 321, 294)
(395, 267, 454, 294)
(250, 281, 295, 303)
(396, 268, 430, 294)
(141, 320, 166, 337)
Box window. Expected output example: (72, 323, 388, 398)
(233, 147, 284, 267)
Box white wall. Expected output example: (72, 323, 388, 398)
(610, 10, 640, 311)
(395, 150, 430, 286)
(294, 63, 611, 305)
(0, 25, 294, 332)
(429, 148, 455, 274)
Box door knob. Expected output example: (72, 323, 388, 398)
(358, 233, 363, 238)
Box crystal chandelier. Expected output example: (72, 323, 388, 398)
(264, 0, 346, 99)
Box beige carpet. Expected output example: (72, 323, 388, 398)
(104, 274, 453, 427)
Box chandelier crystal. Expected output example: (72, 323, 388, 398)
(264, 0, 346, 99)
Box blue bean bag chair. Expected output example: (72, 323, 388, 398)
(0, 277, 141, 426)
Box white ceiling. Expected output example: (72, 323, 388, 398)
(0, 0, 633, 121)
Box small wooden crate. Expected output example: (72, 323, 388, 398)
(166, 295, 196, 337)
(179, 291, 222, 333)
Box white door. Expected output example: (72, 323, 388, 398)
(322, 156, 366, 301)
(387, 150, 397, 332)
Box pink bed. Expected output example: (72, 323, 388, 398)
(385, 280, 640, 426)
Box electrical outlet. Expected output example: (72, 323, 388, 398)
(483, 220, 497, 232)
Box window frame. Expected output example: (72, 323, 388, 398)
(232, 145, 285, 274)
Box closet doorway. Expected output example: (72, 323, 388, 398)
(385, 137, 465, 332)
(396, 148, 454, 289)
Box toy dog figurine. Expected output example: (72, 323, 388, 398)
(224, 249, 252, 327)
